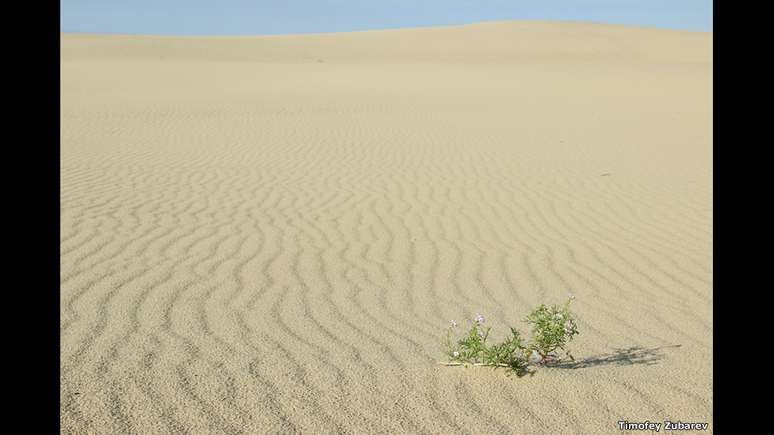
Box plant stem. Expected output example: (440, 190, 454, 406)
(438, 362, 511, 367)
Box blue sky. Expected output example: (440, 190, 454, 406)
(60, 0, 713, 35)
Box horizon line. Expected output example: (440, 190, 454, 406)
(60, 19, 712, 38)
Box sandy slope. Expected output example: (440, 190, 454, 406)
(61, 21, 712, 434)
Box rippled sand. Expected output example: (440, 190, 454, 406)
(61, 21, 712, 434)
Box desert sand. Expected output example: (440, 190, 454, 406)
(61, 21, 712, 434)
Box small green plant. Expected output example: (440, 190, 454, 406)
(525, 297, 579, 364)
(441, 295, 578, 376)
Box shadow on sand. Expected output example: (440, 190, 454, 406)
(551, 344, 681, 370)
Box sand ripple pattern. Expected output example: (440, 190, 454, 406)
(61, 22, 712, 434)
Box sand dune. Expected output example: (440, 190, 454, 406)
(61, 21, 712, 434)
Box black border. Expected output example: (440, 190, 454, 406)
(52, 1, 62, 431)
(712, 4, 718, 431)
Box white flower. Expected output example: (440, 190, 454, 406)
(452, 351, 460, 358)
(568, 293, 576, 301)
(450, 320, 458, 328)
(528, 350, 543, 364)
(475, 313, 485, 324)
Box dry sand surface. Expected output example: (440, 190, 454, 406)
(61, 21, 712, 434)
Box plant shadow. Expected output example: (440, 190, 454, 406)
(550, 344, 681, 370)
